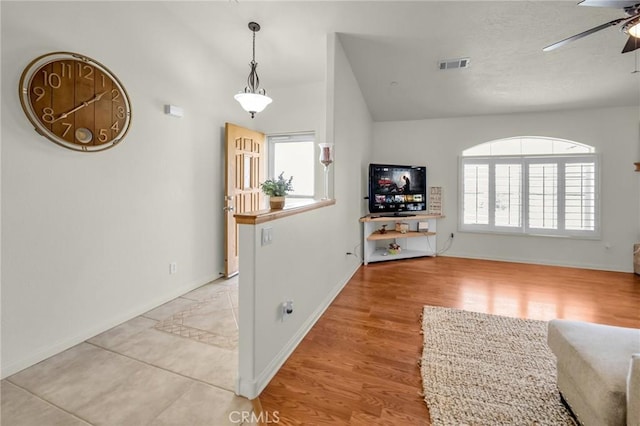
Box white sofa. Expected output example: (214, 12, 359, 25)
(548, 319, 640, 426)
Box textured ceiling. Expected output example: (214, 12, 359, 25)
(163, 1, 640, 121)
(338, 1, 640, 121)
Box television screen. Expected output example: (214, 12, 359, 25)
(368, 163, 427, 215)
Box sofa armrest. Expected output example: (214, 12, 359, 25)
(628, 353, 640, 426)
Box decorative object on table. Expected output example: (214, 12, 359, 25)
(378, 224, 388, 234)
(635, 162, 640, 172)
(388, 242, 401, 254)
(260, 171, 293, 210)
(421, 306, 577, 425)
(19, 51, 132, 152)
(428, 186, 443, 215)
(395, 222, 409, 233)
(418, 221, 429, 232)
(234, 22, 272, 118)
(318, 142, 334, 199)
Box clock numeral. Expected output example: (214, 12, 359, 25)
(111, 121, 120, 132)
(42, 71, 61, 89)
(59, 62, 72, 79)
(33, 86, 46, 102)
(111, 89, 120, 103)
(98, 129, 109, 142)
(116, 106, 125, 120)
(77, 63, 93, 80)
(81, 146, 88, 151)
(101, 74, 106, 88)
(41, 107, 55, 123)
(61, 122, 72, 137)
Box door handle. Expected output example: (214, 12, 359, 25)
(223, 206, 235, 212)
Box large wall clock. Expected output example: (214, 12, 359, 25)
(19, 52, 132, 152)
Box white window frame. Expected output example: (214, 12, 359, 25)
(267, 132, 316, 199)
(459, 153, 600, 239)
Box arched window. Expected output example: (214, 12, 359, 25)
(460, 136, 598, 237)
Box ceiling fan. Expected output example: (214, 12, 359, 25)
(543, 0, 640, 53)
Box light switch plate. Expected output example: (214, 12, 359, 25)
(261, 227, 273, 246)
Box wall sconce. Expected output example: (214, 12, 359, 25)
(319, 143, 334, 199)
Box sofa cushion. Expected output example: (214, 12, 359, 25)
(548, 320, 640, 426)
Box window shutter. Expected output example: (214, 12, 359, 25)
(495, 164, 521, 227)
(463, 163, 489, 225)
(564, 162, 596, 231)
(528, 163, 558, 230)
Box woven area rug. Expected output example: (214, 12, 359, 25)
(420, 306, 577, 425)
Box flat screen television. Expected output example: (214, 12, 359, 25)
(368, 163, 427, 216)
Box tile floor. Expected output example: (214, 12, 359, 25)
(1, 277, 256, 425)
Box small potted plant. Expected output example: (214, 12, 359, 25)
(260, 172, 294, 209)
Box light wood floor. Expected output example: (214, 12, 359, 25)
(259, 256, 640, 425)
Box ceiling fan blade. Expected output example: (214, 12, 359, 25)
(621, 35, 640, 53)
(543, 17, 627, 51)
(579, 0, 640, 9)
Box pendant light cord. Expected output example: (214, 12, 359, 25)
(252, 29, 256, 63)
(247, 26, 261, 94)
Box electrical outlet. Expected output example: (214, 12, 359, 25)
(282, 300, 294, 321)
(169, 262, 177, 274)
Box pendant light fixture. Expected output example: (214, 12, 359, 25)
(234, 22, 272, 118)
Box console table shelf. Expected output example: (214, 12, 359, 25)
(359, 214, 443, 265)
(367, 230, 436, 241)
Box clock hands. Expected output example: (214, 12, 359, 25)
(51, 92, 107, 123)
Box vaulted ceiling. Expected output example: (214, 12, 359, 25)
(165, 1, 640, 121)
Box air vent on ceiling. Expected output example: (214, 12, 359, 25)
(438, 57, 470, 70)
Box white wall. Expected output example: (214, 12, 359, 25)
(254, 81, 328, 198)
(1, 2, 261, 377)
(373, 106, 639, 272)
(637, 119, 640, 243)
(237, 33, 372, 398)
(255, 81, 325, 141)
(333, 34, 375, 220)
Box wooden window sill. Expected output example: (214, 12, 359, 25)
(234, 199, 336, 225)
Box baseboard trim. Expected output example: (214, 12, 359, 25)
(442, 252, 632, 273)
(1, 273, 220, 379)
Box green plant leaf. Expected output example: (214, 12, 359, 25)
(260, 171, 294, 196)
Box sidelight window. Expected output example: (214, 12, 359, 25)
(267, 133, 316, 198)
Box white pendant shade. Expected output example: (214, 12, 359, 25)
(234, 92, 273, 116)
(629, 22, 640, 38)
